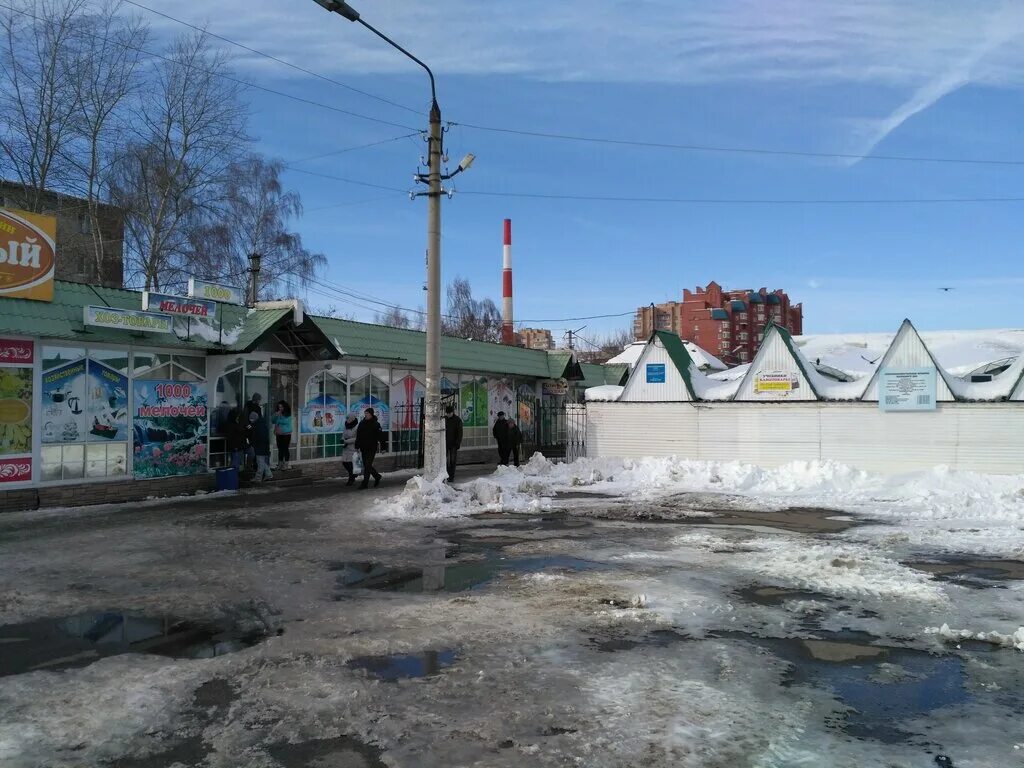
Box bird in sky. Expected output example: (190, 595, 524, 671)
(939, 287, 955, 292)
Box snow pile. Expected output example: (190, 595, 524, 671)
(584, 385, 623, 402)
(373, 472, 550, 519)
(925, 623, 1024, 651)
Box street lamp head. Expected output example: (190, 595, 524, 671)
(458, 153, 475, 172)
(312, 0, 360, 21)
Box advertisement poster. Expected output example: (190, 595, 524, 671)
(301, 394, 345, 434)
(391, 375, 425, 429)
(0, 366, 33, 483)
(349, 395, 389, 431)
(0, 207, 56, 302)
(132, 380, 208, 478)
(41, 359, 87, 444)
(488, 379, 515, 427)
(645, 363, 666, 383)
(880, 368, 936, 412)
(460, 378, 488, 427)
(517, 384, 536, 434)
(754, 371, 799, 396)
(87, 359, 128, 442)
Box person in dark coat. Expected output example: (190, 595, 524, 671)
(507, 417, 523, 468)
(248, 410, 272, 482)
(444, 404, 463, 481)
(492, 411, 511, 465)
(225, 406, 246, 471)
(245, 392, 263, 418)
(355, 407, 385, 489)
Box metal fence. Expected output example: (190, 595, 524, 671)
(535, 403, 587, 461)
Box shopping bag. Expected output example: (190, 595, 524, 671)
(353, 451, 364, 475)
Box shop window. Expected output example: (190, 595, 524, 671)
(41, 346, 129, 482)
(300, 368, 348, 461)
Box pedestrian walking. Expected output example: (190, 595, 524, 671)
(444, 404, 463, 481)
(355, 407, 384, 489)
(248, 410, 273, 482)
(492, 411, 511, 465)
(507, 417, 523, 468)
(226, 406, 246, 471)
(272, 400, 293, 470)
(341, 415, 359, 485)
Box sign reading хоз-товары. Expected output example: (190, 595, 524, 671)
(84, 306, 173, 334)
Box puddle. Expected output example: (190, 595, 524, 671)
(712, 629, 968, 744)
(347, 649, 457, 681)
(589, 629, 690, 653)
(216, 514, 291, 530)
(735, 585, 834, 607)
(267, 735, 386, 767)
(688, 507, 865, 533)
(0, 612, 267, 677)
(903, 557, 1024, 589)
(334, 555, 604, 594)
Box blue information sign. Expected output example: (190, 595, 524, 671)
(646, 363, 666, 384)
(879, 367, 937, 411)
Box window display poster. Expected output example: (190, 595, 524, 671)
(87, 359, 128, 442)
(349, 395, 389, 431)
(302, 394, 345, 434)
(391, 375, 425, 429)
(460, 378, 488, 427)
(132, 380, 208, 478)
(516, 384, 535, 433)
(41, 359, 87, 444)
(488, 379, 515, 428)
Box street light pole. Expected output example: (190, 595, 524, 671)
(313, 0, 470, 481)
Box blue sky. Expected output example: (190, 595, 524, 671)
(151, 0, 1024, 339)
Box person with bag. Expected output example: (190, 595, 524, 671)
(355, 407, 385, 489)
(272, 400, 293, 470)
(341, 415, 360, 485)
(507, 417, 523, 468)
(492, 411, 511, 465)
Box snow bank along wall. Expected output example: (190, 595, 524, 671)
(586, 323, 1024, 475)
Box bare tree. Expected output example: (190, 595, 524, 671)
(185, 154, 324, 299)
(64, 1, 148, 282)
(443, 277, 502, 342)
(575, 328, 634, 363)
(112, 31, 249, 291)
(375, 305, 414, 329)
(0, 0, 85, 210)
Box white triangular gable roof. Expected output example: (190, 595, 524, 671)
(862, 319, 955, 401)
(735, 326, 818, 401)
(620, 335, 693, 402)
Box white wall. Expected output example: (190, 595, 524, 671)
(735, 330, 817, 401)
(620, 336, 693, 402)
(862, 321, 954, 401)
(587, 401, 1024, 475)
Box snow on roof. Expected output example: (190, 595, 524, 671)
(607, 340, 726, 371)
(793, 329, 1024, 379)
(584, 384, 624, 402)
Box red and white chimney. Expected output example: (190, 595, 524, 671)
(501, 218, 515, 345)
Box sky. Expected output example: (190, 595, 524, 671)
(141, 0, 1024, 341)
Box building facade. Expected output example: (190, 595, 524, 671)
(1, 181, 124, 288)
(634, 282, 802, 365)
(518, 327, 554, 350)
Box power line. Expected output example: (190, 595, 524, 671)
(454, 122, 1024, 167)
(518, 311, 636, 323)
(286, 133, 419, 165)
(459, 190, 1024, 205)
(0, 1, 419, 132)
(281, 166, 407, 193)
(119, 0, 422, 116)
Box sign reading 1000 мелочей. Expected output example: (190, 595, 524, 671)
(187, 278, 244, 306)
(84, 306, 173, 334)
(879, 367, 936, 411)
(142, 291, 216, 318)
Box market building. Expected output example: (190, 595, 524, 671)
(0, 207, 622, 511)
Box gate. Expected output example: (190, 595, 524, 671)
(536, 403, 587, 461)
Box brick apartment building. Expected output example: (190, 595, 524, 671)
(1, 180, 124, 287)
(634, 282, 802, 365)
(518, 327, 554, 350)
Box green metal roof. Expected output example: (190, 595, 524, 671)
(0, 280, 252, 351)
(579, 362, 629, 389)
(311, 315, 555, 378)
(230, 307, 292, 351)
(711, 308, 729, 320)
(770, 322, 821, 398)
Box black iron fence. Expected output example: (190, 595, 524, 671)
(535, 403, 586, 460)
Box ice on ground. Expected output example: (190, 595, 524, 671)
(925, 623, 1024, 651)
